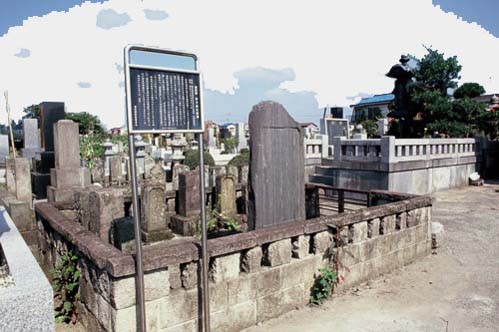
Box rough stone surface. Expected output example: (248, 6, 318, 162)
(368, 218, 381, 238)
(177, 171, 201, 217)
(352, 221, 368, 243)
(242, 246, 263, 273)
(88, 188, 124, 242)
(181, 262, 198, 289)
(265, 239, 292, 267)
(13, 158, 32, 203)
(110, 269, 169, 309)
(313, 231, 332, 254)
(248, 101, 305, 230)
(216, 174, 237, 217)
(292, 235, 310, 258)
(210, 253, 240, 283)
(140, 164, 171, 242)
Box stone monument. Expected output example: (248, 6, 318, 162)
(170, 170, 201, 236)
(248, 101, 305, 230)
(21, 118, 41, 160)
(140, 163, 172, 242)
(31, 102, 65, 198)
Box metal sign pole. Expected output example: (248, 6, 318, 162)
(197, 134, 211, 332)
(128, 134, 147, 332)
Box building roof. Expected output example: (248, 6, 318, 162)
(350, 93, 394, 108)
(299, 122, 318, 128)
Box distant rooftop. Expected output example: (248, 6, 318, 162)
(350, 93, 394, 108)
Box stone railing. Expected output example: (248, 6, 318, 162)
(34, 190, 431, 332)
(330, 136, 480, 164)
(304, 136, 328, 166)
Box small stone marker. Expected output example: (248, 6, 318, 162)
(170, 170, 201, 236)
(140, 163, 172, 242)
(216, 174, 237, 218)
(0, 135, 9, 165)
(248, 101, 305, 230)
(22, 118, 40, 159)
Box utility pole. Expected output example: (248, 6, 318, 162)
(4, 91, 17, 158)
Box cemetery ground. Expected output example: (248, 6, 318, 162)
(244, 182, 499, 332)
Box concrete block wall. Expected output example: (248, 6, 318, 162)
(35, 192, 431, 332)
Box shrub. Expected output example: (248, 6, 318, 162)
(184, 149, 215, 169)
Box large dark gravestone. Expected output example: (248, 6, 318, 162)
(32, 102, 65, 198)
(40, 102, 65, 152)
(248, 101, 305, 230)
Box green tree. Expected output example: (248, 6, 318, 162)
(453, 82, 485, 99)
(65, 112, 105, 135)
(228, 148, 249, 167)
(22, 104, 40, 119)
(220, 137, 238, 154)
(407, 48, 488, 138)
(183, 149, 215, 169)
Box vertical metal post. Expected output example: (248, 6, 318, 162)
(197, 134, 211, 332)
(338, 189, 345, 214)
(128, 134, 147, 332)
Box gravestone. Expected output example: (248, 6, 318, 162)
(248, 101, 305, 230)
(0, 135, 9, 165)
(103, 140, 115, 177)
(170, 170, 201, 236)
(110, 156, 124, 185)
(88, 188, 124, 242)
(140, 163, 172, 242)
(39, 102, 65, 151)
(14, 158, 32, 203)
(47, 120, 86, 202)
(32, 102, 65, 198)
(216, 174, 237, 218)
(22, 118, 40, 159)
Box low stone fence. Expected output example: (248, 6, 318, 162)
(34, 190, 431, 332)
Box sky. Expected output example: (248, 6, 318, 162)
(0, 0, 498, 128)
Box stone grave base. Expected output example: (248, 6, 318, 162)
(170, 214, 198, 236)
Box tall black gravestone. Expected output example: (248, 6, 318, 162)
(31, 102, 65, 198)
(247, 101, 305, 230)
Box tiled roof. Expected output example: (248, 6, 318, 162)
(351, 93, 394, 108)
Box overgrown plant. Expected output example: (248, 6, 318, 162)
(195, 197, 240, 237)
(50, 249, 81, 324)
(310, 222, 350, 305)
(310, 266, 338, 305)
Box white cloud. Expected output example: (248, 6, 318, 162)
(96, 8, 131, 29)
(143, 9, 168, 21)
(14, 48, 30, 58)
(77, 82, 92, 88)
(0, 0, 498, 127)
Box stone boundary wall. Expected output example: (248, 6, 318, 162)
(35, 192, 432, 332)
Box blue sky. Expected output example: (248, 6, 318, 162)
(0, 0, 103, 36)
(2, 1, 497, 38)
(0, 1, 498, 127)
(433, 0, 498, 38)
